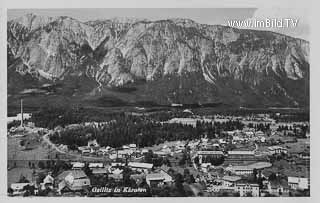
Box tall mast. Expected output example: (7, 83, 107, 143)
(20, 99, 23, 127)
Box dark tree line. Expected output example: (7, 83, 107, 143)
(49, 113, 245, 149)
(247, 122, 270, 132)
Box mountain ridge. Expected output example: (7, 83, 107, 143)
(7, 13, 310, 108)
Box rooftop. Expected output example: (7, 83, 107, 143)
(228, 151, 255, 155)
(146, 173, 166, 180)
(57, 170, 88, 180)
(128, 162, 153, 169)
(222, 176, 242, 182)
(198, 151, 224, 155)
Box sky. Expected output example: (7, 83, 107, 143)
(7, 8, 309, 40)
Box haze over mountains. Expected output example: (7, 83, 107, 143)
(7, 13, 309, 108)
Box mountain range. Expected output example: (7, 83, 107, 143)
(7, 13, 310, 109)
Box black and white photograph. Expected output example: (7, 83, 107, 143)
(2, 0, 315, 199)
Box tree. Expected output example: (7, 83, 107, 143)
(83, 163, 92, 176)
(268, 173, 277, 181)
(174, 173, 186, 196)
(20, 140, 25, 147)
(194, 156, 200, 166)
(36, 172, 46, 184)
(23, 185, 35, 196)
(38, 161, 45, 169)
(7, 187, 14, 195)
(46, 160, 52, 169)
(252, 168, 258, 182)
(18, 175, 29, 183)
(183, 169, 190, 177)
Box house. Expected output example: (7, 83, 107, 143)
(111, 162, 125, 168)
(226, 162, 272, 176)
(10, 183, 32, 196)
(130, 174, 146, 185)
(255, 131, 265, 137)
(98, 147, 110, 155)
(227, 165, 253, 176)
(154, 151, 171, 157)
(92, 168, 108, 175)
(141, 149, 149, 154)
(244, 131, 254, 138)
(268, 146, 288, 155)
(108, 168, 123, 181)
(71, 162, 85, 169)
(225, 150, 257, 164)
(57, 170, 90, 194)
(78, 147, 91, 155)
(201, 163, 212, 173)
(129, 144, 137, 149)
(260, 137, 266, 143)
(197, 151, 224, 164)
(87, 139, 99, 147)
(118, 149, 134, 156)
(288, 177, 309, 190)
(221, 176, 242, 188)
(266, 179, 289, 196)
(128, 162, 153, 172)
(235, 183, 260, 197)
(40, 173, 54, 190)
(122, 145, 130, 149)
(146, 170, 173, 187)
(58, 144, 68, 152)
(88, 162, 104, 169)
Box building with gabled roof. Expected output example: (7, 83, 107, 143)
(71, 162, 85, 169)
(288, 177, 309, 190)
(57, 170, 90, 193)
(128, 162, 153, 172)
(235, 183, 260, 197)
(146, 170, 173, 187)
(88, 162, 104, 168)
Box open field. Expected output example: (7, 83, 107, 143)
(283, 138, 310, 153)
(7, 167, 35, 186)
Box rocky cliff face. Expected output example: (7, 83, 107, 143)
(7, 14, 309, 107)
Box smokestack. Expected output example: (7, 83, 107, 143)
(20, 99, 23, 127)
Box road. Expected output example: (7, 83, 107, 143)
(42, 131, 66, 154)
(254, 143, 259, 152)
(41, 130, 111, 161)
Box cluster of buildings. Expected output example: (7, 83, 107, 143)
(7, 110, 310, 197)
(9, 160, 175, 196)
(189, 132, 309, 197)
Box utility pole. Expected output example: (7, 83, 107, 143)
(20, 99, 24, 127)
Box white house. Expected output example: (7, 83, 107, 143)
(235, 183, 260, 197)
(221, 176, 242, 188)
(71, 162, 85, 169)
(128, 162, 153, 172)
(268, 146, 288, 155)
(146, 170, 173, 187)
(88, 162, 104, 168)
(266, 180, 289, 196)
(41, 173, 54, 190)
(87, 139, 99, 147)
(288, 177, 309, 190)
(129, 144, 137, 149)
(10, 183, 32, 196)
(226, 162, 272, 176)
(57, 170, 90, 193)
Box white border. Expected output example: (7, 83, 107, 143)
(0, 0, 319, 203)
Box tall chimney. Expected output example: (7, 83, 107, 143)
(20, 99, 23, 127)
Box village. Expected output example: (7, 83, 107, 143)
(7, 104, 310, 197)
